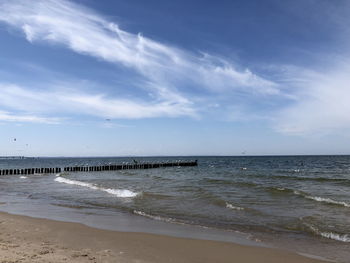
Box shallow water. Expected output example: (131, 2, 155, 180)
(0, 156, 349, 262)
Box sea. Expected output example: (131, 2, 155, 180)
(0, 155, 349, 262)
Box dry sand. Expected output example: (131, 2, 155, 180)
(0, 211, 329, 263)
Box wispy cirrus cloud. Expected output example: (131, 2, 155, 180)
(274, 61, 350, 135)
(0, 83, 196, 121)
(0, 0, 277, 102)
(3, 0, 349, 139)
(0, 110, 60, 124)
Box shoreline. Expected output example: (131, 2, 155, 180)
(0, 211, 329, 263)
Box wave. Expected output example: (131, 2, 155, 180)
(139, 192, 174, 200)
(265, 187, 293, 194)
(51, 203, 93, 210)
(319, 232, 350, 242)
(266, 187, 350, 208)
(240, 171, 350, 184)
(266, 174, 350, 184)
(225, 202, 244, 211)
(203, 178, 258, 188)
(133, 210, 176, 223)
(54, 177, 138, 198)
(302, 194, 350, 208)
(20, 176, 27, 179)
(292, 190, 350, 208)
(288, 176, 349, 183)
(306, 224, 350, 243)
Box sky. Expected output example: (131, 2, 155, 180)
(0, 0, 350, 156)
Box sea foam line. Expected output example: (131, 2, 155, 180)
(306, 224, 350, 243)
(319, 232, 350, 243)
(54, 177, 138, 198)
(304, 195, 350, 208)
(133, 210, 175, 223)
(133, 210, 211, 229)
(293, 190, 350, 208)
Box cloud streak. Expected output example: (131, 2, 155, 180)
(274, 62, 350, 135)
(0, 110, 60, 124)
(0, 83, 196, 121)
(1, 0, 348, 139)
(0, 0, 277, 99)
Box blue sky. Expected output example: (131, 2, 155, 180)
(0, 0, 350, 156)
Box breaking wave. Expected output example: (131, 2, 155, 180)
(267, 187, 350, 208)
(54, 176, 138, 198)
(225, 202, 244, 211)
(306, 224, 350, 243)
(319, 232, 350, 243)
(293, 190, 350, 208)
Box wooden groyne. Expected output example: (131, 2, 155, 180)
(0, 160, 198, 175)
(0, 156, 26, 159)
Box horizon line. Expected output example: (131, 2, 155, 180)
(1, 154, 350, 159)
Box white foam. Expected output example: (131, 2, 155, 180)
(54, 177, 138, 198)
(307, 224, 350, 243)
(20, 176, 27, 179)
(226, 202, 244, 211)
(305, 196, 350, 208)
(293, 190, 350, 208)
(133, 210, 175, 222)
(103, 188, 138, 198)
(319, 232, 350, 242)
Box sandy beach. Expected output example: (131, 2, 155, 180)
(0, 211, 329, 263)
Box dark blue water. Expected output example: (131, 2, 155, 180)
(0, 156, 349, 262)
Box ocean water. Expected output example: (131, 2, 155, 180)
(0, 156, 350, 262)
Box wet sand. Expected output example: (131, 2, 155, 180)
(0, 211, 329, 263)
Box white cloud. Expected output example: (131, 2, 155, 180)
(8, 0, 349, 136)
(0, 83, 196, 121)
(196, 54, 278, 95)
(0, 0, 277, 100)
(1, 0, 350, 157)
(274, 62, 350, 135)
(0, 110, 60, 124)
